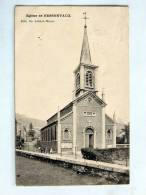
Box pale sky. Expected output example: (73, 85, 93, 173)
(15, 6, 129, 123)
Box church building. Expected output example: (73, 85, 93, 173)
(40, 14, 117, 154)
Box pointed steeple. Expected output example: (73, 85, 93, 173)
(80, 13, 92, 65)
(74, 13, 98, 98)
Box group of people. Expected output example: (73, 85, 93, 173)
(38, 146, 53, 154)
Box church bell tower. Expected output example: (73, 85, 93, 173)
(74, 12, 98, 98)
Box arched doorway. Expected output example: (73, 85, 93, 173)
(85, 127, 94, 148)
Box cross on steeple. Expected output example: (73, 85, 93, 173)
(83, 12, 89, 28)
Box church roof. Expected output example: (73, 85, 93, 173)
(80, 25, 92, 65)
(105, 114, 114, 124)
(45, 101, 73, 126)
(74, 91, 106, 106)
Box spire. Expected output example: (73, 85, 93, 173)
(80, 12, 92, 65)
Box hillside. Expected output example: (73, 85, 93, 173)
(16, 113, 46, 131)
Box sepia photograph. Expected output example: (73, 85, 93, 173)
(15, 5, 129, 186)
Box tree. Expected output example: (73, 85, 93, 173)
(122, 123, 130, 144)
(117, 123, 130, 144)
(29, 122, 33, 130)
(23, 125, 27, 132)
(16, 135, 24, 149)
(28, 122, 35, 139)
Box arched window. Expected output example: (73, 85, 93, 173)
(63, 129, 71, 140)
(85, 128, 94, 134)
(85, 71, 93, 87)
(107, 129, 112, 139)
(76, 73, 80, 89)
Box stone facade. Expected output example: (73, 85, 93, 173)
(40, 91, 115, 153)
(76, 93, 103, 151)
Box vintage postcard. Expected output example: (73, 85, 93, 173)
(15, 5, 129, 186)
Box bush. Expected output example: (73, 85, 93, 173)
(16, 136, 24, 149)
(81, 148, 97, 160)
(35, 140, 41, 148)
(81, 148, 112, 163)
(81, 147, 129, 163)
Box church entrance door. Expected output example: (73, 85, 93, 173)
(85, 128, 94, 148)
(89, 134, 94, 148)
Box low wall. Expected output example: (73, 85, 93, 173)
(109, 148, 129, 161)
(116, 144, 130, 148)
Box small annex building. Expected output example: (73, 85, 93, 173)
(40, 17, 117, 155)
